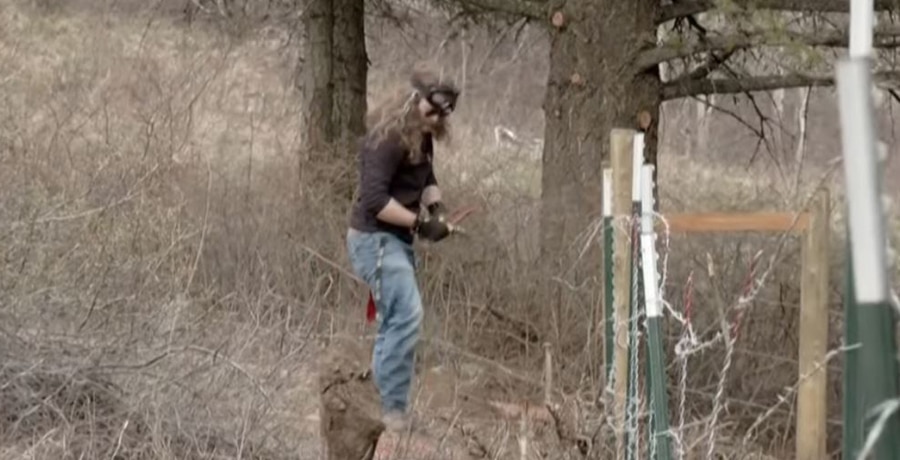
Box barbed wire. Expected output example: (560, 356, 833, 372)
(740, 343, 853, 448)
(645, 207, 808, 459)
(596, 178, 891, 459)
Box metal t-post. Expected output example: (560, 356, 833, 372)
(604, 167, 615, 385)
(837, 2, 900, 454)
(625, 133, 645, 460)
(640, 164, 672, 460)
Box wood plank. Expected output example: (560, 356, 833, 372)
(610, 128, 634, 460)
(657, 212, 810, 234)
(796, 188, 830, 460)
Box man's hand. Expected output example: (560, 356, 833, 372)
(414, 213, 451, 242)
(427, 201, 447, 220)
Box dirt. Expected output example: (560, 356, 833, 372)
(316, 337, 477, 460)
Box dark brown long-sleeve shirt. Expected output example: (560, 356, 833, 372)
(349, 131, 437, 243)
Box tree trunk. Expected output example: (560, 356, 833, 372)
(301, 0, 367, 148)
(331, 0, 368, 145)
(537, 0, 661, 393)
(302, 0, 334, 149)
(540, 0, 661, 264)
(300, 0, 367, 202)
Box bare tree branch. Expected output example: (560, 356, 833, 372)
(691, 93, 766, 141)
(683, 50, 736, 81)
(449, 0, 546, 20)
(661, 71, 900, 100)
(658, 0, 900, 24)
(637, 26, 900, 70)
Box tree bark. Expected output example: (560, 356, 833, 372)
(539, 0, 661, 264)
(301, 0, 367, 149)
(331, 0, 368, 145)
(536, 2, 660, 391)
(302, 0, 336, 149)
(300, 0, 367, 203)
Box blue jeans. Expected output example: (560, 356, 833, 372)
(346, 228, 423, 414)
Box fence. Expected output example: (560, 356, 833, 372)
(602, 128, 831, 460)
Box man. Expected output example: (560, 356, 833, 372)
(345, 68, 460, 431)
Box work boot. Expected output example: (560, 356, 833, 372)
(382, 411, 412, 433)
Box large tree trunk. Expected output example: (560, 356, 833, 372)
(301, 0, 367, 148)
(300, 0, 367, 204)
(540, 0, 661, 264)
(537, 0, 661, 388)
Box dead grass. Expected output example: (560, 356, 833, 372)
(1, 1, 896, 459)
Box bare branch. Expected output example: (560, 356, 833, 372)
(658, 0, 900, 24)
(675, 49, 736, 83)
(661, 71, 900, 100)
(449, 0, 546, 20)
(692, 93, 766, 140)
(637, 26, 900, 70)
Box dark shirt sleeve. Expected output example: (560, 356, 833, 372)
(359, 136, 404, 216)
(423, 135, 438, 187)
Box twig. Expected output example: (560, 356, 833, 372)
(740, 344, 852, 446)
(186, 146, 213, 293)
(299, 244, 364, 285)
(33, 163, 160, 224)
(790, 86, 813, 202)
(110, 419, 129, 459)
(421, 336, 543, 389)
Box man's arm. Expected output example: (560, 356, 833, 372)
(376, 199, 418, 228)
(421, 170, 442, 208)
(359, 137, 419, 228)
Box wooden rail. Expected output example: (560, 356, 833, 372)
(649, 208, 827, 459)
(647, 207, 827, 460)
(605, 129, 831, 460)
(657, 212, 810, 234)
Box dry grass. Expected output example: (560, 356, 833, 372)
(1, 1, 897, 459)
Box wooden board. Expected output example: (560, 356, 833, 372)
(609, 128, 634, 460)
(658, 212, 810, 234)
(796, 189, 830, 460)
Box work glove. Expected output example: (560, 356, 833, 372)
(427, 202, 448, 220)
(414, 213, 451, 242)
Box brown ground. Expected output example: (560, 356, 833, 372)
(317, 338, 476, 460)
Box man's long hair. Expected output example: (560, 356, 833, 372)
(365, 69, 455, 163)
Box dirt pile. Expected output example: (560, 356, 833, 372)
(319, 337, 479, 460)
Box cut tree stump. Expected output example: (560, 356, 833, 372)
(318, 337, 385, 460)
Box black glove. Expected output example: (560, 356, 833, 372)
(414, 213, 451, 242)
(427, 202, 447, 220)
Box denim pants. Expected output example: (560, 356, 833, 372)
(346, 228, 423, 414)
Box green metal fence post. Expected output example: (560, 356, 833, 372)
(842, 236, 863, 458)
(604, 167, 615, 384)
(836, 25, 900, 457)
(625, 133, 645, 460)
(640, 164, 672, 460)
